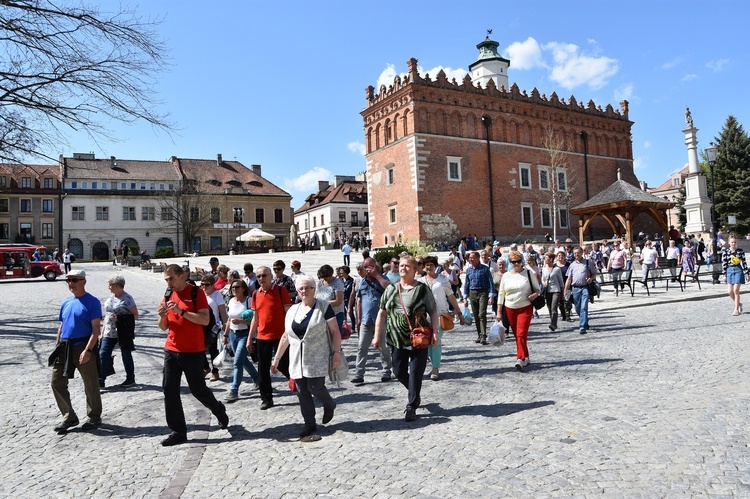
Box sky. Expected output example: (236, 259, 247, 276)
(59, 0, 749, 206)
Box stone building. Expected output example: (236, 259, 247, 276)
(648, 166, 689, 230)
(361, 35, 638, 247)
(0, 163, 61, 247)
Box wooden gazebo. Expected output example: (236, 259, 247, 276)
(569, 174, 675, 248)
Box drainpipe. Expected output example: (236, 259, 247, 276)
(481, 116, 496, 241)
(580, 131, 590, 200)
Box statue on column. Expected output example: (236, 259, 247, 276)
(685, 107, 694, 129)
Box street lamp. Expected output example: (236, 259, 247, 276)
(705, 144, 719, 283)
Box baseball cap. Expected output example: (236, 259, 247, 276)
(65, 269, 86, 279)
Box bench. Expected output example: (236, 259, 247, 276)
(151, 262, 166, 273)
(684, 262, 723, 290)
(596, 268, 634, 296)
(632, 264, 683, 295)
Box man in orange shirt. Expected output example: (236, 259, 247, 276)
(247, 265, 291, 410)
(158, 264, 228, 446)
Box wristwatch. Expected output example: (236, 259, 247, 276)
(179, 309, 185, 316)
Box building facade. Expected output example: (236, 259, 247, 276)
(294, 176, 369, 248)
(647, 166, 688, 230)
(361, 36, 637, 247)
(60, 153, 293, 260)
(0, 163, 61, 248)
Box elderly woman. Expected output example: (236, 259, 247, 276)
(214, 264, 229, 291)
(272, 275, 341, 440)
(497, 250, 541, 372)
(541, 252, 564, 331)
(98, 274, 139, 388)
(374, 255, 439, 422)
(316, 264, 346, 330)
(420, 255, 464, 381)
(223, 279, 258, 402)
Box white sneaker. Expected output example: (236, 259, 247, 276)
(515, 359, 524, 372)
(733, 309, 740, 316)
(522, 358, 530, 367)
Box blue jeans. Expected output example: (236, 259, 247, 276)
(229, 330, 258, 394)
(99, 336, 134, 384)
(572, 286, 590, 330)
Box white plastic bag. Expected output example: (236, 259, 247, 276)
(213, 345, 228, 368)
(488, 321, 506, 346)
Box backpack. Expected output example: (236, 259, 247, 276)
(167, 284, 216, 347)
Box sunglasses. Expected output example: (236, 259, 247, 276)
(66, 278, 82, 283)
(509, 260, 523, 264)
(272, 267, 282, 271)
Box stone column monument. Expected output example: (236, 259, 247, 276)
(681, 108, 713, 234)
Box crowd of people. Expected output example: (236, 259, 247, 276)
(48, 232, 749, 445)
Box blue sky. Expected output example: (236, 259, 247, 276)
(61, 0, 748, 205)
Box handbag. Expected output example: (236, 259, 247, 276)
(439, 312, 454, 331)
(397, 284, 433, 349)
(527, 270, 546, 310)
(340, 320, 352, 340)
(213, 345, 227, 368)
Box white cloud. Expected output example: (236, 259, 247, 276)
(283, 167, 332, 194)
(347, 141, 366, 156)
(706, 59, 730, 72)
(659, 57, 684, 70)
(643, 141, 651, 149)
(544, 42, 619, 90)
(633, 157, 645, 170)
(682, 73, 698, 81)
(504, 37, 546, 70)
(376, 63, 399, 90)
(614, 83, 634, 102)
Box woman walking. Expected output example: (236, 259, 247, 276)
(680, 239, 697, 283)
(223, 280, 259, 402)
(420, 255, 464, 381)
(315, 264, 346, 330)
(272, 275, 341, 440)
(497, 250, 541, 372)
(374, 255, 438, 422)
(201, 275, 228, 382)
(721, 236, 749, 316)
(98, 274, 138, 388)
(541, 253, 564, 331)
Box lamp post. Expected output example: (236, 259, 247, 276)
(705, 144, 719, 283)
(481, 115, 496, 242)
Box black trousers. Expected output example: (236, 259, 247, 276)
(256, 338, 290, 403)
(391, 346, 428, 409)
(163, 350, 226, 435)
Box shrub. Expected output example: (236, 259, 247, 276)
(154, 247, 174, 258)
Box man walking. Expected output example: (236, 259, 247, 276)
(50, 270, 103, 433)
(562, 247, 597, 334)
(351, 257, 393, 384)
(247, 266, 292, 410)
(158, 264, 228, 446)
(462, 251, 496, 344)
(342, 241, 351, 267)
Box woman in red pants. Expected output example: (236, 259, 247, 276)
(496, 250, 541, 372)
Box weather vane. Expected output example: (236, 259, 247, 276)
(487, 29, 493, 37)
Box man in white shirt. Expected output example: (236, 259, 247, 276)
(639, 241, 659, 288)
(665, 240, 680, 282)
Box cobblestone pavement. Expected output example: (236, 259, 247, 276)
(2, 251, 749, 498)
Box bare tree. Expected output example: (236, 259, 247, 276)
(151, 187, 215, 254)
(0, 1, 171, 162)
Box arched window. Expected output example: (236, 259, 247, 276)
(156, 238, 173, 250)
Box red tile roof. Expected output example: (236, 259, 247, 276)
(648, 166, 689, 193)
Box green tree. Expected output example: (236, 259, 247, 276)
(712, 116, 750, 235)
(674, 184, 686, 231)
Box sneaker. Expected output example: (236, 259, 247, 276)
(404, 407, 417, 422)
(515, 359, 524, 372)
(580, 329, 587, 334)
(351, 377, 365, 385)
(209, 372, 220, 382)
(54, 419, 79, 433)
(80, 418, 102, 431)
(225, 391, 239, 403)
(120, 379, 135, 388)
(260, 400, 274, 410)
(522, 358, 530, 367)
(161, 432, 187, 447)
(217, 411, 229, 430)
(322, 403, 336, 424)
(380, 375, 391, 382)
(733, 309, 740, 316)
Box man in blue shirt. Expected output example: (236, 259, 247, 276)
(50, 270, 103, 433)
(351, 257, 393, 384)
(463, 251, 496, 344)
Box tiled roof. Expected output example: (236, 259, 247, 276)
(0, 163, 60, 178)
(572, 179, 674, 211)
(648, 166, 689, 193)
(64, 157, 180, 180)
(294, 180, 367, 214)
(175, 158, 290, 197)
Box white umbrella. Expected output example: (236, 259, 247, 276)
(236, 228, 276, 242)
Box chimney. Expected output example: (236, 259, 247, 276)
(639, 180, 647, 191)
(251, 164, 262, 176)
(217, 153, 222, 165)
(110, 156, 117, 169)
(318, 180, 330, 192)
(617, 168, 621, 181)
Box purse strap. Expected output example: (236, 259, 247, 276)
(526, 269, 539, 294)
(396, 284, 414, 330)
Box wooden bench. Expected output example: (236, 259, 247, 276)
(596, 268, 634, 296)
(151, 262, 166, 273)
(632, 264, 684, 295)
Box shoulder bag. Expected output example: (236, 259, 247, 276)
(397, 284, 433, 349)
(526, 270, 546, 310)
